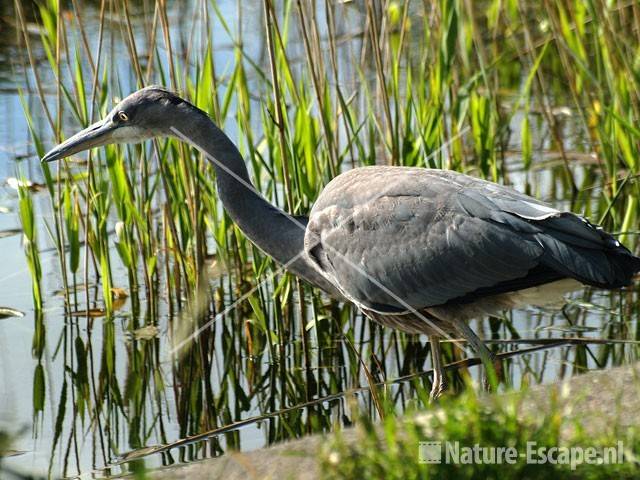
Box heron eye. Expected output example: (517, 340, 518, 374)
(117, 111, 129, 122)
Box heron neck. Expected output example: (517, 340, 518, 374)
(178, 115, 338, 295)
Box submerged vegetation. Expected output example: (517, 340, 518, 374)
(2, 0, 639, 477)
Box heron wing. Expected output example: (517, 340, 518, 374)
(304, 167, 639, 312)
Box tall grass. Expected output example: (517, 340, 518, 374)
(9, 0, 640, 476)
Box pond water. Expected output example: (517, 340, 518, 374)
(0, 1, 638, 478)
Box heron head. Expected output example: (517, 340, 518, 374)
(41, 86, 200, 163)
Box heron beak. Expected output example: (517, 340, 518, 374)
(41, 118, 117, 163)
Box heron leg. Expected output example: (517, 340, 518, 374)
(451, 319, 503, 392)
(429, 335, 448, 401)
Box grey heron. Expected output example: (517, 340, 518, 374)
(42, 87, 640, 399)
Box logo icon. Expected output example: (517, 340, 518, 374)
(419, 441, 442, 464)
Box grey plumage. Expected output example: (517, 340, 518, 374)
(305, 167, 638, 319)
(42, 87, 640, 399)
